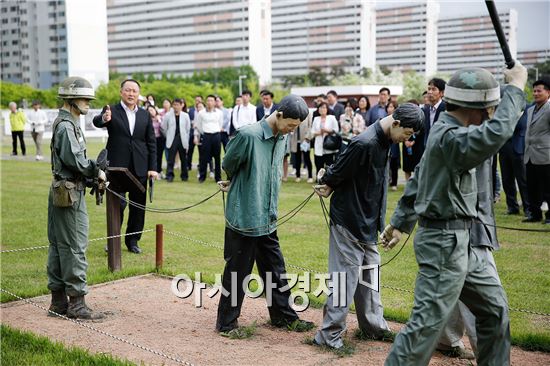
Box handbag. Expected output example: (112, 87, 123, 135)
(300, 140, 310, 152)
(323, 133, 342, 150)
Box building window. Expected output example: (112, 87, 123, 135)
(12, 40, 18, 45)
(2, 19, 8, 24)
(11, 29, 17, 34)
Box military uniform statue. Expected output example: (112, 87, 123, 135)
(380, 63, 527, 366)
(47, 77, 107, 320)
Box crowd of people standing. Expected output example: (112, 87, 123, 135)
(7, 76, 549, 225)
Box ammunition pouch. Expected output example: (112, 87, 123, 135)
(52, 179, 83, 207)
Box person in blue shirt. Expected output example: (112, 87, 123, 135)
(367, 87, 391, 126)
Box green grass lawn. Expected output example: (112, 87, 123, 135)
(1, 138, 549, 356)
(0, 325, 136, 366)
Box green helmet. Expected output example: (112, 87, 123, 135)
(443, 67, 500, 109)
(58, 76, 95, 100)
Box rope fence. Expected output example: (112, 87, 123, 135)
(0, 229, 155, 254)
(0, 287, 195, 366)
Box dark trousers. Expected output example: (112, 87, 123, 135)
(499, 143, 529, 214)
(199, 132, 221, 182)
(187, 128, 195, 170)
(390, 157, 400, 187)
(221, 132, 229, 152)
(526, 162, 550, 220)
(155, 136, 166, 174)
(118, 172, 148, 248)
(294, 144, 312, 179)
(314, 153, 335, 175)
(166, 135, 188, 181)
(216, 228, 298, 331)
(11, 131, 26, 155)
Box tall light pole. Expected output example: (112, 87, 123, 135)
(238, 75, 247, 96)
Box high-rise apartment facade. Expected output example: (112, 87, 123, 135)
(106, 0, 271, 84)
(271, 0, 375, 79)
(375, 3, 439, 76)
(1, 0, 108, 89)
(437, 9, 518, 76)
(517, 49, 550, 70)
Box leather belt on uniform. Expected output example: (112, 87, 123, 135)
(418, 217, 473, 230)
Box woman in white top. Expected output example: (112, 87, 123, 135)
(26, 100, 48, 160)
(312, 102, 339, 174)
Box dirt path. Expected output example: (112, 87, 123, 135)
(2, 275, 548, 366)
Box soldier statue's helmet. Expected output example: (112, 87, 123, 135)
(58, 76, 95, 100)
(443, 67, 500, 109)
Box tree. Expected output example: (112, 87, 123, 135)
(329, 63, 347, 80)
(398, 71, 426, 103)
(308, 66, 329, 86)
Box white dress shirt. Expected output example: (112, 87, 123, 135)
(195, 108, 223, 135)
(232, 103, 257, 130)
(121, 101, 138, 135)
(264, 103, 274, 118)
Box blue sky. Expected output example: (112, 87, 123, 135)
(376, 0, 550, 51)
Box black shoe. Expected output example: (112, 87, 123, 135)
(128, 245, 142, 254)
(167, 177, 174, 183)
(523, 216, 542, 223)
(506, 209, 520, 215)
(198, 179, 205, 184)
(544, 219, 550, 225)
(181, 178, 188, 182)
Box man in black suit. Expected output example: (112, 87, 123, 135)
(499, 104, 531, 216)
(93, 79, 157, 254)
(423, 78, 446, 143)
(326, 90, 344, 122)
(416, 78, 446, 157)
(256, 90, 279, 121)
